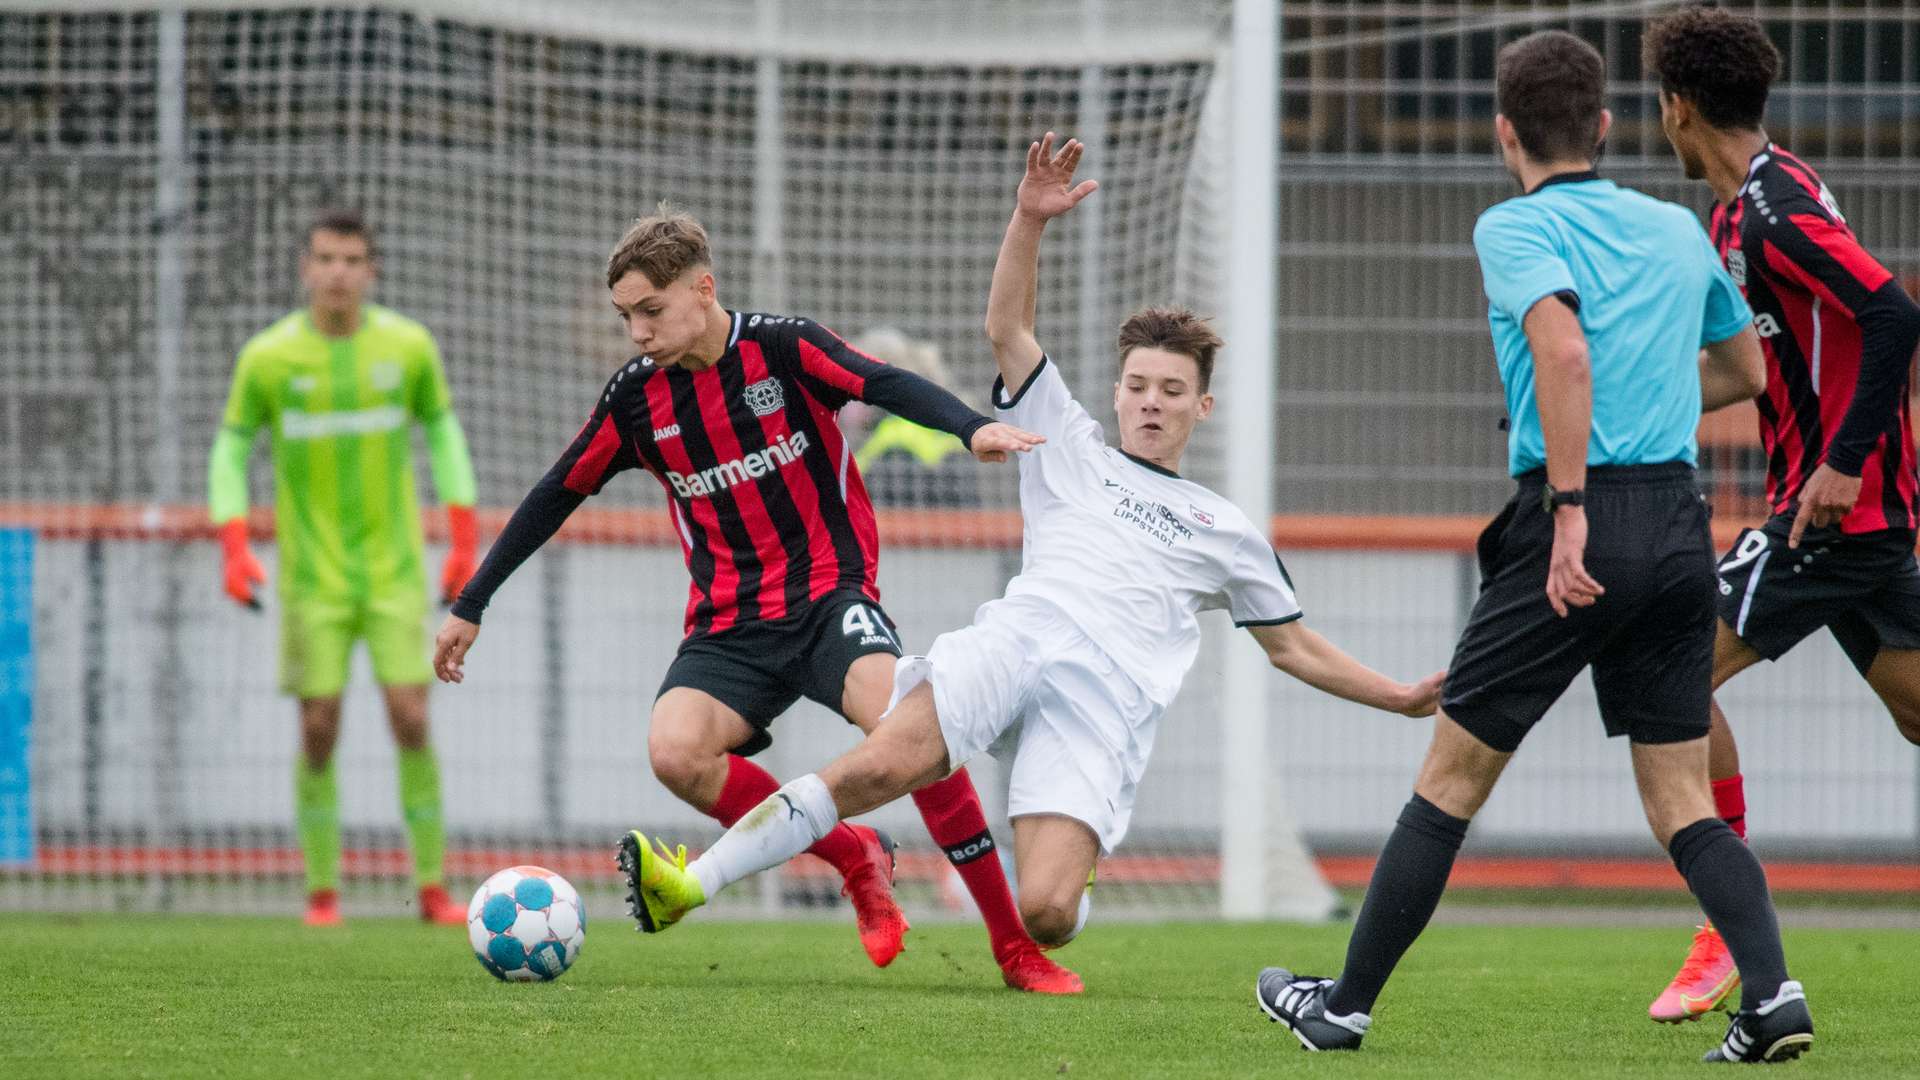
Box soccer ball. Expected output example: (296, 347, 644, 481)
(467, 865, 586, 982)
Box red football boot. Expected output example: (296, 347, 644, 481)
(1649, 924, 1739, 1023)
(303, 888, 343, 927)
(999, 941, 1085, 995)
(841, 826, 910, 967)
(419, 883, 468, 926)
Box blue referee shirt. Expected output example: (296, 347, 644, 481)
(1473, 172, 1752, 477)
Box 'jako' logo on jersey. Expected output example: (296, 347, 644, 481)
(1753, 312, 1782, 339)
(666, 429, 810, 498)
(745, 377, 784, 418)
(653, 423, 681, 441)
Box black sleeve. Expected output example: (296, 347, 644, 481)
(449, 479, 585, 624)
(1748, 183, 1919, 475)
(451, 380, 639, 623)
(1828, 280, 1920, 476)
(1752, 185, 1888, 316)
(791, 321, 991, 448)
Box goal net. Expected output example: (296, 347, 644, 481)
(0, 0, 1348, 920)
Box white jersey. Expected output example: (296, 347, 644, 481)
(992, 356, 1301, 705)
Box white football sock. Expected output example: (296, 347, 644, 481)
(688, 773, 839, 898)
(1067, 887, 1091, 943)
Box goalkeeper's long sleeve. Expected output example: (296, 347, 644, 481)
(207, 427, 254, 523)
(424, 411, 478, 507)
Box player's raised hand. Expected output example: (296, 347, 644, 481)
(433, 613, 480, 684)
(216, 519, 267, 610)
(1395, 670, 1446, 718)
(1788, 462, 1861, 548)
(1016, 132, 1099, 222)
(967, 421, 1046, 463)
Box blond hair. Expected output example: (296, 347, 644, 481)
(606, 202, 711, 288)
(850, 327, 950, 386)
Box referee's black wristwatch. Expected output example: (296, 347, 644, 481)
(1541, 485, 1585, 514)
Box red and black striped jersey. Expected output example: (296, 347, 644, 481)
(452, 311, 989, 638)
(1710, 144, 1920, 534)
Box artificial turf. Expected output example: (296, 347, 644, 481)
(7, 913, 1917, 1078)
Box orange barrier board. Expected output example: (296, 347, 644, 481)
(1, 502, 1784, 553)
(24, 845, 1920, 895)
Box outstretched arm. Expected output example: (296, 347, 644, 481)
(791, 324, 1042, 462)
(433, 479, 582, 682)
(985, 132, 1098, 394)
(436, 389, 637, 682)
(1249, 621, 1442, 717)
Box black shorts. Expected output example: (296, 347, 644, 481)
(1441, 463, 1716, 752)
(1716, 512, 1920, 675)
(656, 590, 902, 757)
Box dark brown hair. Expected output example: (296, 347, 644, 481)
(1495, 30, 1606, 163)
(1643, 5, 1780, 131)
(1117, 307, 1222, 392)
(306, 207, 375, 257)
(606, 203, 712, 288)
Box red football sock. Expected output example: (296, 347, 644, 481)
(1712, 774, 1747, 841)
(911, 768, 1030, 960)
(709, 754, 866, 877)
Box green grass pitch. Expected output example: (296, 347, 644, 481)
(7, 913, 1918, 1078)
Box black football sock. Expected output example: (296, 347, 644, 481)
(1667, 817, 1789, 1009)
(1325, 794, 1469, 1017)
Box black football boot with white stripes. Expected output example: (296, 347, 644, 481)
(1255, 968, 1370, 1051)
(1704, 980, 1813, 1063)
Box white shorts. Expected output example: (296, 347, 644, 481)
(883, 594, 1161, 854)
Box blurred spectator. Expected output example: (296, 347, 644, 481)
(846, 327, 983, 507)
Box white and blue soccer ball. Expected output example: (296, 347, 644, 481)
(467, 865, 585, 982)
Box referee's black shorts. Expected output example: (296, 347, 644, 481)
(1440, 462, 1715, 753)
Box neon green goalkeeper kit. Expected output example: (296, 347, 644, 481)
(208, 305, 476, 894)
(210, 306, 475, 622)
